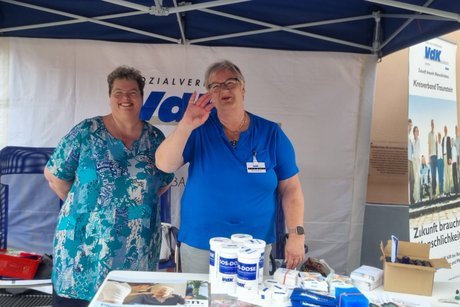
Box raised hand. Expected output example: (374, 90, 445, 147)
(181, 92, 214, 130)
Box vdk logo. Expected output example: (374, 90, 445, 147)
(424, 46, 441, 62)
(140, 91, 205, 122)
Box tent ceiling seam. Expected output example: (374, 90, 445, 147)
(0, 11, 147, 33)
(1, 0, 459, 56)
(366, 0, 460, 22)
(197, 8, 373, 51)
(379, 0, 436, 50)
(0, 0, 178, 43)
(102, 0, 251, 16)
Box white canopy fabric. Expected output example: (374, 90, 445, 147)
(1, 37, 376, 274)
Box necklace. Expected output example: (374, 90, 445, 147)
(225, 112, 247, 148)
(230, 139, 238, 148)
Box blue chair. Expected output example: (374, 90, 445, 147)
(0, 146, 60, 254)
(0, 146, 177, 271)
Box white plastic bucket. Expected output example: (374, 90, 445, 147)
(243, 238, 266, 283)
(236, 247, 261, 298)
(209, 237, 231, 284)
(218, 243, 240, 295)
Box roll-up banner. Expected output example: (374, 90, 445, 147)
(408, 37, 459, 281)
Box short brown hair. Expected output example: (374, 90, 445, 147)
(107, 66, 145, 97)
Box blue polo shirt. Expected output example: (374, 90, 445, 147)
(179, 110, 299, 249)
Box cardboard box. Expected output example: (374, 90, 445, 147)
(380, 240, 450, 296)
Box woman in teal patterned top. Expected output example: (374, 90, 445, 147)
(44, 66, 174, 307)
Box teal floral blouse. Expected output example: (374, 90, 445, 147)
(46, 116, 173, 301)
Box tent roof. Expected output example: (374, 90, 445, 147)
(1, 0, 460, 57)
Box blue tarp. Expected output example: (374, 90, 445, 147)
(1, 0, 460, 57)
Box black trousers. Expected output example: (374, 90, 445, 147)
(53, 291, 90, 307)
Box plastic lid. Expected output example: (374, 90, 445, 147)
(237, 248, 261, 260)
(219, 243, 240, 256)
(231, 233, 253, 243)
(209, 237, 231, 248)
(244, 239, 266, 249)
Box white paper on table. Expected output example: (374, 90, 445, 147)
(366, 292, 430, 307)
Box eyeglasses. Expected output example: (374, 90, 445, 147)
(112, 90, 140, 99)
(207, 78, 240, 93)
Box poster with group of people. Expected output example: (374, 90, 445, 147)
(408, 37, 460, 281)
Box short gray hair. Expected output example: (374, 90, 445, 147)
(204, 60, 245, 89)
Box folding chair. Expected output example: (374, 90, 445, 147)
(158, 189, 180, 271)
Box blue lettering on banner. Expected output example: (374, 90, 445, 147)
(219, 257, 238, 275)
(140, 91, 206, 122)
(210, 250, 215, 266)
(424, 46, 441, 62)
(237, 262, 257, 280)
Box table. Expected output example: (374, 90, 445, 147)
(89, 270, 289, 307)
(0, 278, 52, 294)
(363, 282, 460, 307)
(88, 270, 459, 307)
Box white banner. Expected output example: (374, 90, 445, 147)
(408, 37, 460, 281)
(0, 37, 377, 274)
(409, 38, 457, 100)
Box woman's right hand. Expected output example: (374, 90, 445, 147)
(180, 92, 213, 130)
(155, 91, 213, 173)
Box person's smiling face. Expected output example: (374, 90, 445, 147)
(207, 69, 245, 110)
(109, 78, 142, 120)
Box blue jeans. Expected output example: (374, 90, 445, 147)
(430, 155, 437, 194)
(438, 158, 444, 194)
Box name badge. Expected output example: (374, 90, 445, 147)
(246, 162, 266, 173)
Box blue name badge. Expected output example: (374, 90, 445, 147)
(246, 162, 266, 173)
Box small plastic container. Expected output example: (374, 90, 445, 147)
(0, 252, 41, 279)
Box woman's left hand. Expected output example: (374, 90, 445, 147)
(284, 234, 305, 269)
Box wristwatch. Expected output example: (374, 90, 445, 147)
(288, 226, 305, 235)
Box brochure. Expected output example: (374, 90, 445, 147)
(89, 271, 209, 307)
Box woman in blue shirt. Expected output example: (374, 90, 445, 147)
(44, 66, 173, 306)
(155, 60, 305, 274)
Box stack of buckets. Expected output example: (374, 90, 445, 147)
(209, 234, 266, 299)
